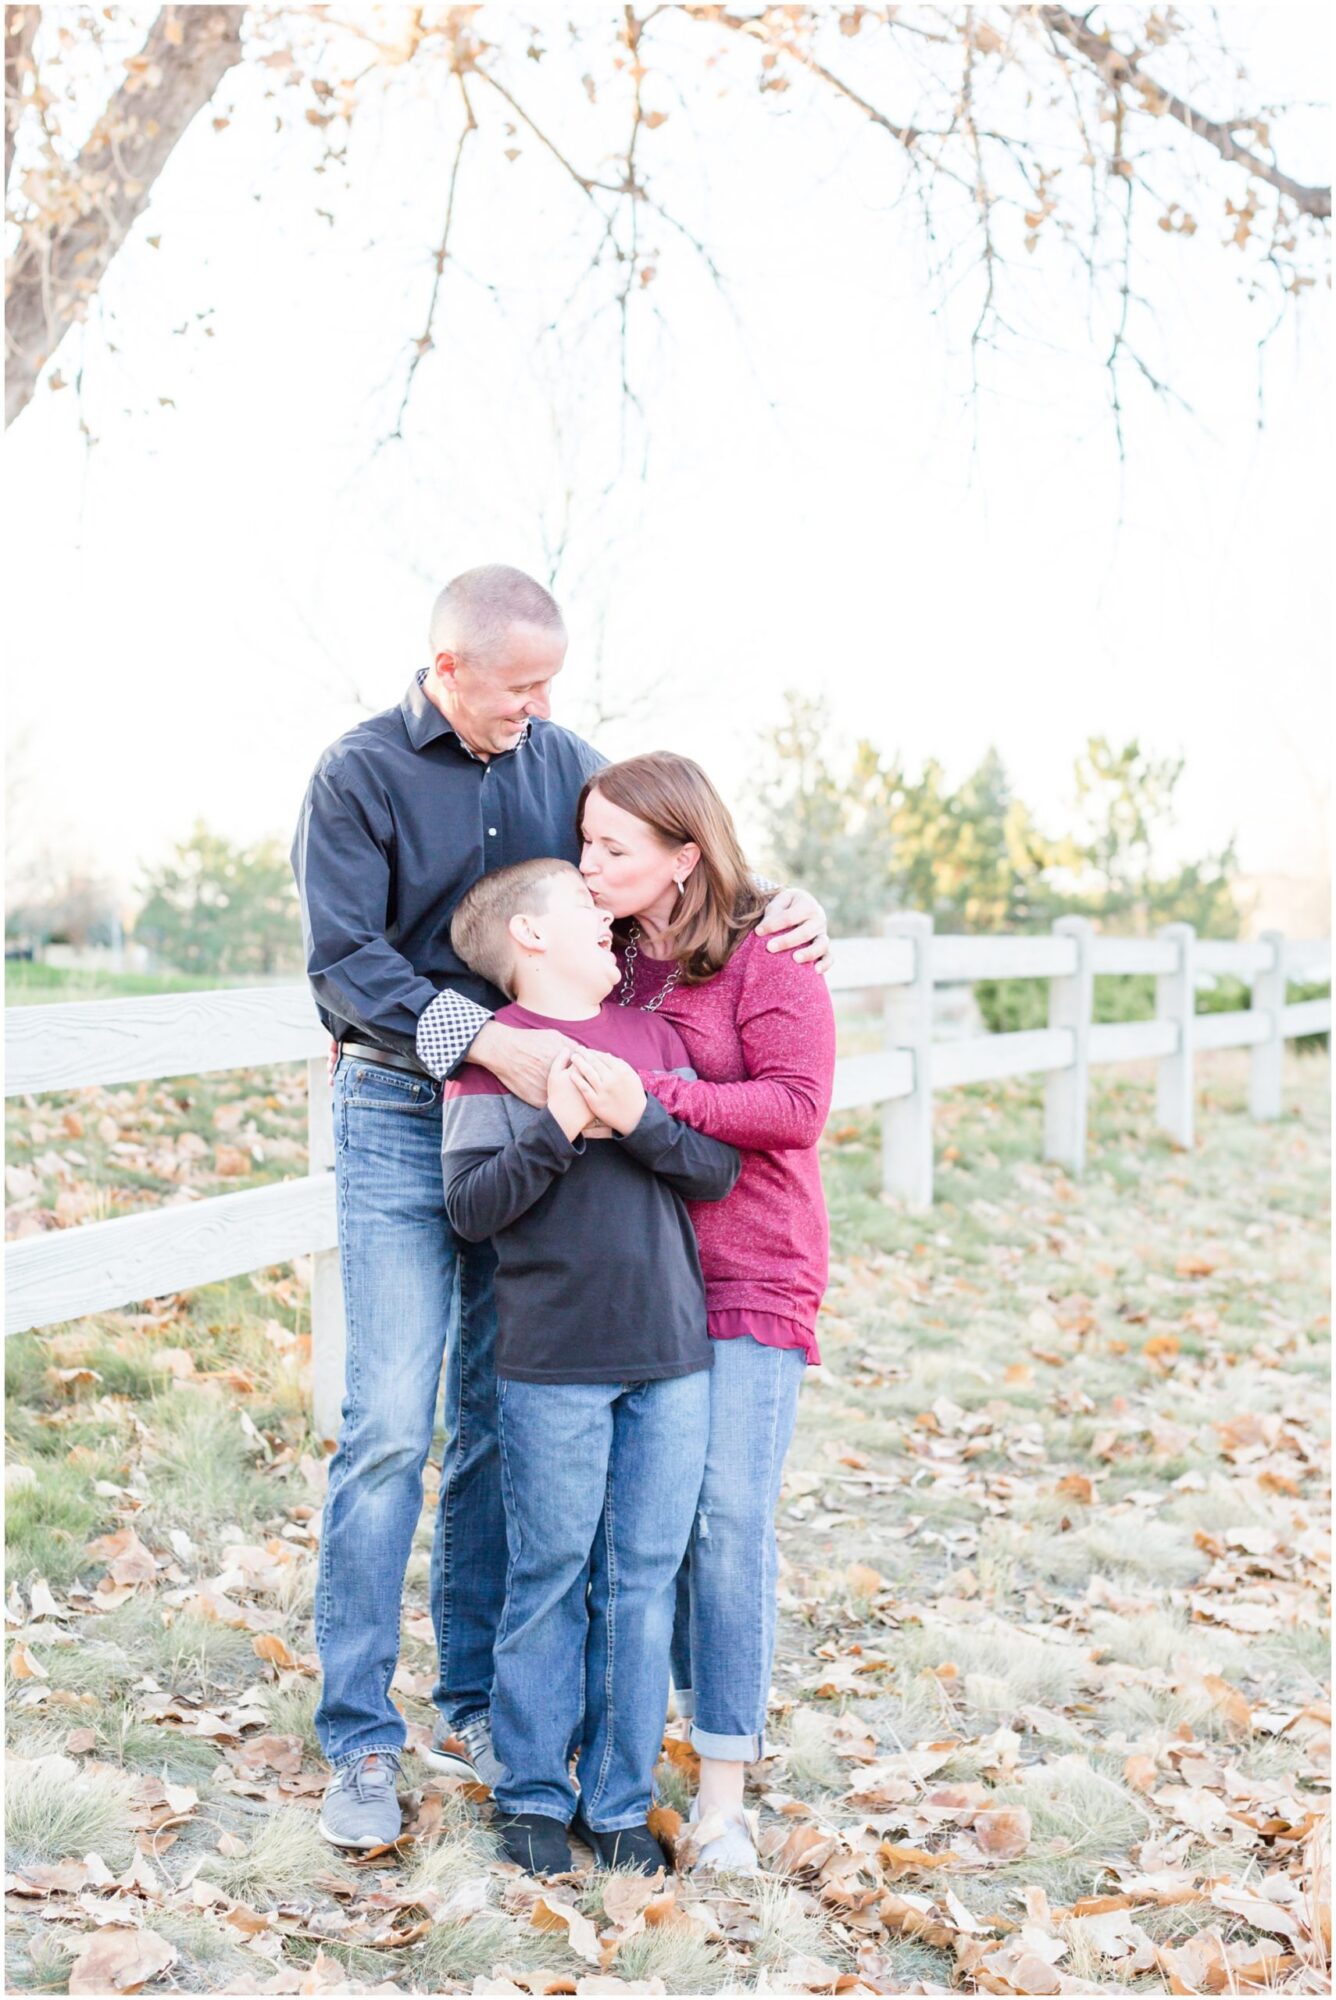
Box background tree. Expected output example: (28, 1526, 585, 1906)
(6, 864, 120, 950)
(752, 696, 1077, 937)
(750, 694, 1248, 1030)
(134, 822, 301, 977)
(5, 5, 1328, 431)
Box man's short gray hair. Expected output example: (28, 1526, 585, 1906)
(429, 565, 566, 668)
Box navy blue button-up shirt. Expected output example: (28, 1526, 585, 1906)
(291, 672, 606, 1065)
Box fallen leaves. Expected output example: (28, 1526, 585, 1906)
(86, 1525, 158, 1589)
(531, 1894, 602, 1966)
(970, 1805, 1032, 1860)
(67, 1926, 177, 1995)
(4, 1054, 1328, 1996)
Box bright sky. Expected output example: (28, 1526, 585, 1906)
(4, 4, 1331, 917)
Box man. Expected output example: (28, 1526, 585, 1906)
(292, 564, 829, 1850)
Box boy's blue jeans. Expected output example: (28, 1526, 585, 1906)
(314, 1057, 507, 1768)
(491, 1371, 711, 1831)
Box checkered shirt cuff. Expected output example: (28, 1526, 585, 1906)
(415, 988, 492, 1079)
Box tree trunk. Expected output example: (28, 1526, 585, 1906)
(5, 5, 39, 194)
(5, 4, 245, 428)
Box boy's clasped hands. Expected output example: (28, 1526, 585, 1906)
(546, 1048, 647, 1143)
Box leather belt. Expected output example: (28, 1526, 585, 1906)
(339, 1039, 433, 1081)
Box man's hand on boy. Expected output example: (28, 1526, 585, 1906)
(756, 886, 831, 975)
(471, 1020, 580, 1107)
(567, 1049, 648, 1136)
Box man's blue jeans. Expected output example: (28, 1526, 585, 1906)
(491, 1371, 710, 1831)
(314, 1056, 507, 1768)
(670, 1337, 806, 1760)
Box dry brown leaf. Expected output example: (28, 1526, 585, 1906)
(878, 1843, 953, 1876)
(878, 1890, 956, 1950)
(1069, 1908, 1157, 1969)
(47, 1366, 101, 1396)
(149, 1347, 196, 1377)
(971, 1806, 1031, 1860)
(253, 1632, 299, 1669)
(845, 1562, 884, 1595)
(7, 1859, 100, 1895)
(9, 1640, 46, 1679)
(1200, 1672, 1252, 1730)
(645, 1803, 681, 1858)
(67, 1926, 177, 1995)
(763, 1951, 857, 1992)
(656, 1734, 699, 1777)
(1207, 1883, 1305, 1944)
(86, 1526, 156, 1585)
(222, 1899, 272, 1935)
(600, 1874, 662, 1925)
(28, 1577, 61, 1618)
(1123, 1753, 1158, 1792)
(128, 1776, 199, 1829)
(764, 1821, 840, 1876)
(531, 1895, 602, 1966)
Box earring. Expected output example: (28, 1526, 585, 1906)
(674, 878, 685, 901)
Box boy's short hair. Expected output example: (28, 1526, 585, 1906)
(450, 858, 580, 998)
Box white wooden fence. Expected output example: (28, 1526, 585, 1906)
(5, 919, 1329, 1440)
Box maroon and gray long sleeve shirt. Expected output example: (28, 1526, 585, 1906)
(441, 1001, 741, 1385)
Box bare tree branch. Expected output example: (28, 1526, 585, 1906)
(385, 67, 477, 443)
(1041, 4, 1331, 219)
(5, 3, 38, 192)
(5, 4, 245, 427)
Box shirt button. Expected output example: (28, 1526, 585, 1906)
(488, 827, 497, 836)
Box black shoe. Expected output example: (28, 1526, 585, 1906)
(496, 1812, 572, 1875)
(573, 1813, 667, 1876)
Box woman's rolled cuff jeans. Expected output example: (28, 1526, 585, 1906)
(670, 1337, 806, 1759)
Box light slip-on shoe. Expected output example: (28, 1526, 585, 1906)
(684, 1793, 762, 1875)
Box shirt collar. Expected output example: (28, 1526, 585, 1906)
(401, 668, 533, 760)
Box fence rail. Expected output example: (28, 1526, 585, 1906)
(6, 921, 1329, 1440)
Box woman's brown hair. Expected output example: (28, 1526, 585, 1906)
(577, 753, 768, 984)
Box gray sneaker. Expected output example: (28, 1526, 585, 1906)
(319, 1753, 403, 1850)
(418, 1713, 504, 1788)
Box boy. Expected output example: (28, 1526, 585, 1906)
(442, 857, 740, 1877)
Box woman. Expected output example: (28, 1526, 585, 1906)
(570, 752, 835, 1873)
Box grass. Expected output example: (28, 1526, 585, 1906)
(608, 1924, 729, 1993)
(411, 1914, 532, 1987)
(5, 1759, 137, 1871)
(3, 962, 251, 1004)
(138, 1392, 278, 1537)
(260, 1678, 324, 1759)
(4, 1454, 111, 1587)
(2, 1046, 1327, 1994)
(775, 1705, 846, 1795)
(196, 1806, 348, 1902)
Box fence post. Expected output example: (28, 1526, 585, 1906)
(308, 1057, 346, 1445)
(882, 912, 934, 1209)
(1155, 921, 1196, 1150)
(1043, 915, 1094, 1173)
(1248, 929, 1286, 1122)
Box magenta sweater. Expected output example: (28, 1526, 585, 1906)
(622, 928, 836, 1349)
